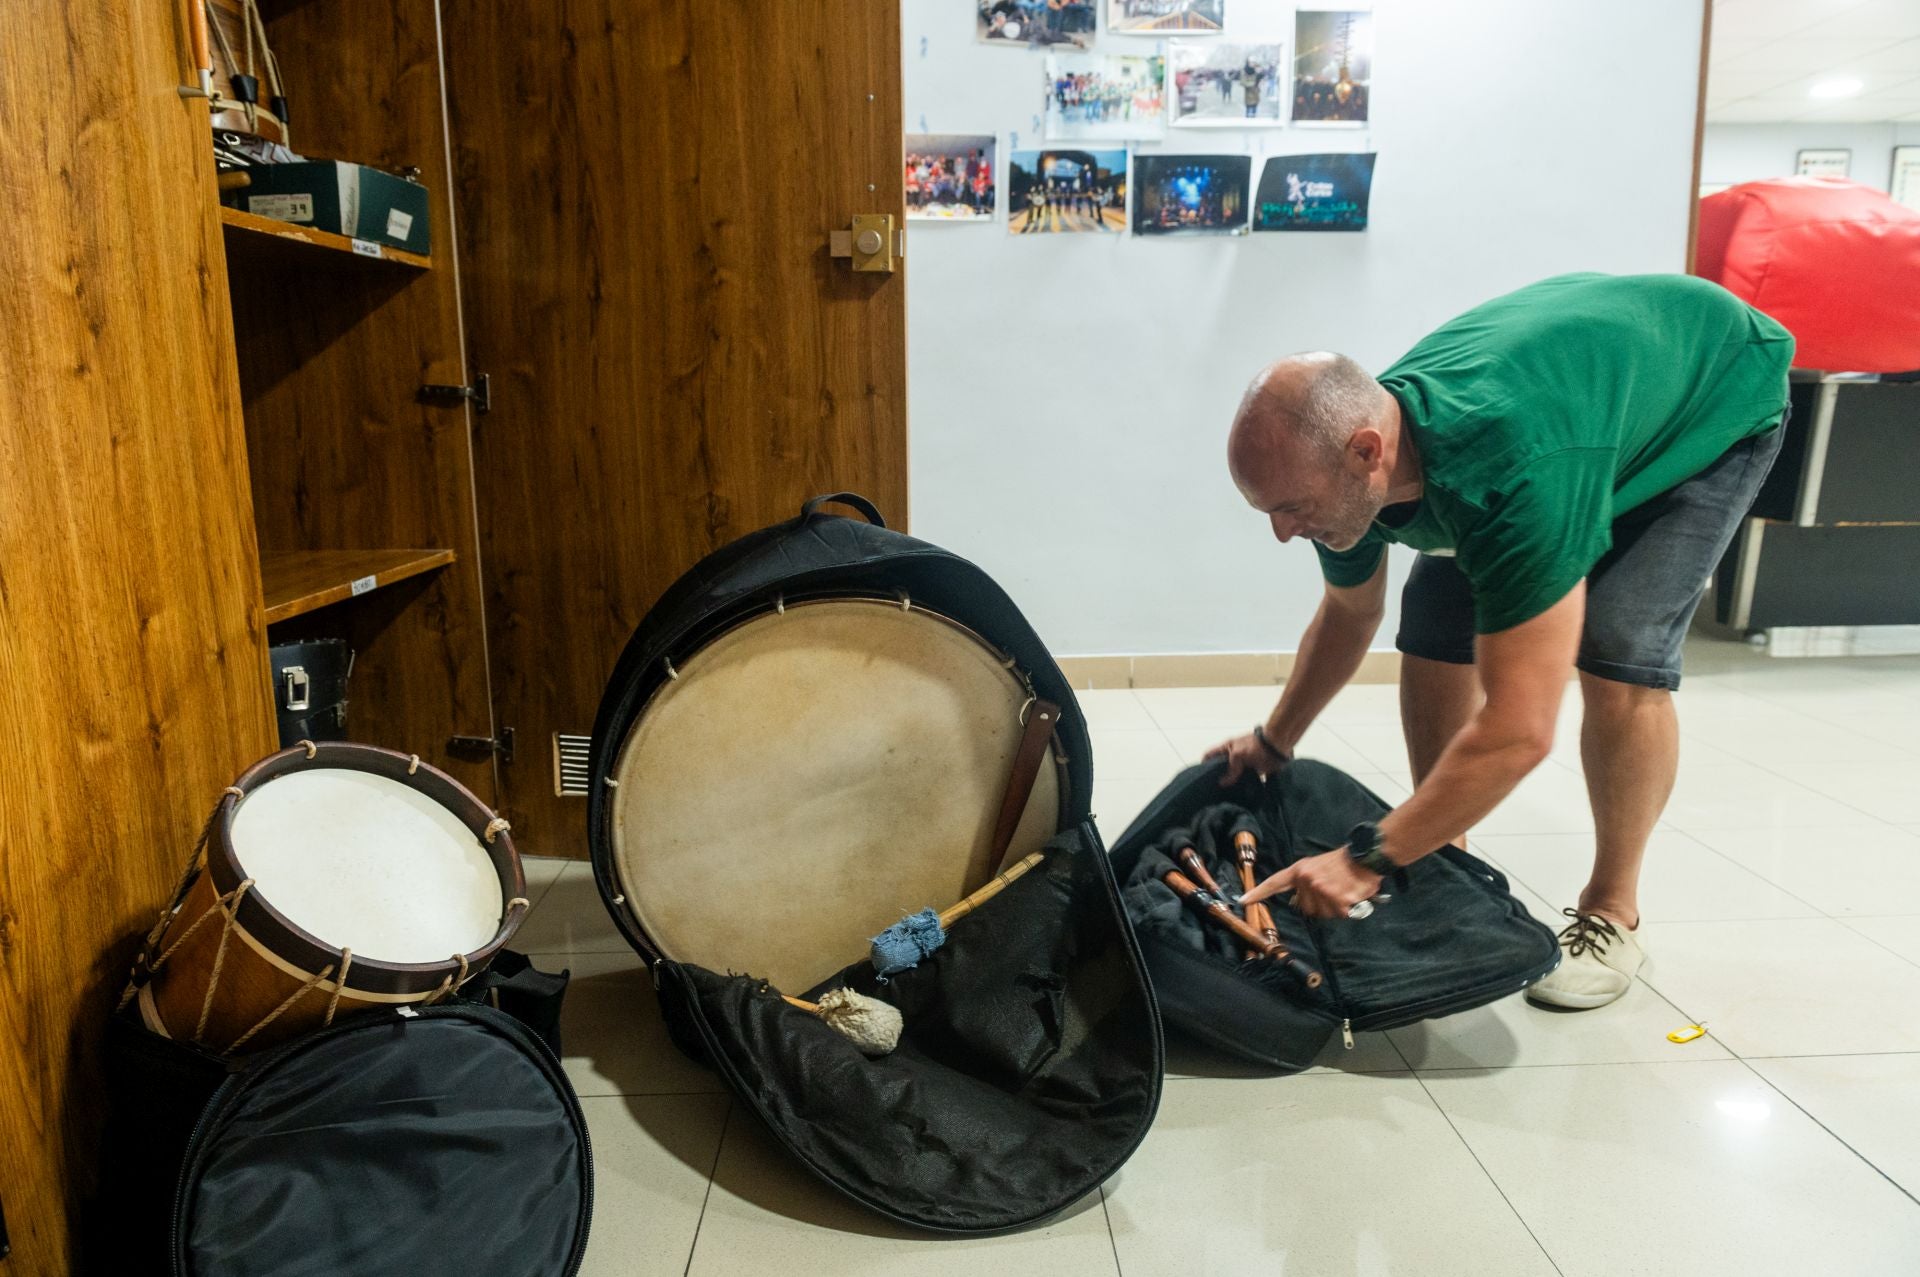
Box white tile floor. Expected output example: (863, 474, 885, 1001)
(524, 637, 1920, 1275)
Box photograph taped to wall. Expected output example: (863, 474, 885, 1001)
(1172, 41, 1284, 126)
(1893, 146, 1920, 211)
(906, 135, 997, 222)
(1254, 152, 1375, 231)
(1132, 154, 1250, 235)
(1796, 148, 1850, 178)
(977, 0, 1096, 49)
(1044, 53, 1167, 142)
(1009, 148, 1128, 235)
(1292, 10, 1372, 125)
(1109, 0, 1225, 34)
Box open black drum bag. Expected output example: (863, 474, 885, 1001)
(1109, 759, 1561, 1071)
(587, 493, 1163, 1234)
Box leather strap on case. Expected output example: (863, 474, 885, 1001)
(799, 491, 886, 527)
(983, 699, 1061, 880)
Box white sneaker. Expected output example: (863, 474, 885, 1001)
(1526, 909, 1645, 1009)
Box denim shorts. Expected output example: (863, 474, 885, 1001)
(1395, 421, 1785, 690)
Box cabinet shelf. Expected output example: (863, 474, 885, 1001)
(219, 206, 432, 270)
(261, 548, 455, 623)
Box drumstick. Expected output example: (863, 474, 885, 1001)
(1234, 829, 1282, 957)
(870, 849, 1048, 977)
(1164, 870, 1322, 990)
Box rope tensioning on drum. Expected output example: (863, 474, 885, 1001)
(115, 786, 247, 1013)
(224, 946, 355, 1055)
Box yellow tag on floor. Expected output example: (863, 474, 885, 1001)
(1667, 1023, 1708, 1044)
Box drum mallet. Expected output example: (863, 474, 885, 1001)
(1163, 869, 1322, 990)
(781, 988, 904, 1056)
(869, 848, 1048, 978)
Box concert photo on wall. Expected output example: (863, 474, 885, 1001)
(1292, 10, 1372, 124)
(1171, 40, 1284, 126)
(905, 134, 997, 221)
(1131, 154, 1251, 236)
(1254, 152, 1376, 231)
(977, 0, 1096, 49)
(1008, 148, 1128, 235)
(1109, 0, 1226, 35)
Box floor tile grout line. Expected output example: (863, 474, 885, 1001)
(1098, 1182, 1124, 1277)
(682, 1097, 735, 1277)
(1729, 1055, 1920, 1211)
(1830, 918, 1920, 975)
(1408, 1055, 1737, 1076)
(1738, 1048, 1920, 1062)
(1692, 729, 1920, 827)
(1408, 1071, 1567, 1276)
(1653, 826, 1835, 920)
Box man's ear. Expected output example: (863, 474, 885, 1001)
(1347, 426, 1386, 473)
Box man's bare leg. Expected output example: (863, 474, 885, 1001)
(1575, 672, 1678, 930)
(1399, 654, 1482, 847)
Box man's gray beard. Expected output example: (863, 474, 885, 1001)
(1319, 480, 1385, 551)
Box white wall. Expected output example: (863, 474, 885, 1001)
(903, 0, 1705, 656)
(1702, 122, 1920, 192)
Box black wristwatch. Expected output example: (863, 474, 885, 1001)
(1345, 821, 1396, 876)
(1251, 724, 1290, 763)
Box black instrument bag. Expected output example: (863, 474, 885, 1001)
(1109, 758, 1562, 1070)
(95, 958, 588, 1276)
(587, 494, 1163, 1234)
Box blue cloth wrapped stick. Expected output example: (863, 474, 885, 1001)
(869, 849, 1048, 977)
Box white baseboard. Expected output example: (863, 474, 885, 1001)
(1056, 651, 1403, 689)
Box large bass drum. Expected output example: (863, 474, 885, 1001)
(602, 594, 1063, 994)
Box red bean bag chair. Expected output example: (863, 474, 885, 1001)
(1695, 176, 1920, 373)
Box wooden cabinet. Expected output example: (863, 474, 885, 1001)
(1, 2, 903, 1267)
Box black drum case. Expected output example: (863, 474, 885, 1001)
(587, 494, 1163, 1234)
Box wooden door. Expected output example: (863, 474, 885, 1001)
(0, 0, 276, 1269)
(443, 2, 908, 856)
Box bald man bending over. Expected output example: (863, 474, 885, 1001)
(1225, 273, 1791, 1008)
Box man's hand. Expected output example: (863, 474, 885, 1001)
(1240, 848, 1382, 919)
(1204, 730, 1290, 786)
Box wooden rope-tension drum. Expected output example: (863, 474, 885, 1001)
(600, 594, 1066, 994)
(123, 741, 527, 1056)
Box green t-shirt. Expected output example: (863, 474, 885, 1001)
(1316, 273, 1793, 633)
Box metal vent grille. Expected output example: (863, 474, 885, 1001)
(552, 733, 592, 797)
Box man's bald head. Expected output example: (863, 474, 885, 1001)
(1226, 352, 1400, 551)
(1227, 352, 1387, 487)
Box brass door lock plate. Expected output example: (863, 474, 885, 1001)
(829, 213, 901, 273)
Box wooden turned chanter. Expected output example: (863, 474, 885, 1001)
(1175, 846, 1230, 902)
(1233, 829, 1284, 954)
(1164, 869, 1278, 956)
(1165, 868, 1325, 992)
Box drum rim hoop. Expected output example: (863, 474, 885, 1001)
(204, 741, 524, 995)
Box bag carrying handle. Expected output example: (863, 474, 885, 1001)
(800, 492, 886, 527)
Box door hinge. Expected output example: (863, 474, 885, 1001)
(420, 371, 490, 415)
(448, 726, 514, 763)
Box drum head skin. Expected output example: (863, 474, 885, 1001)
(230, 768, 503, 964)
(609, 599, 1061, 993)
(176, 1008, 589, 1277)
